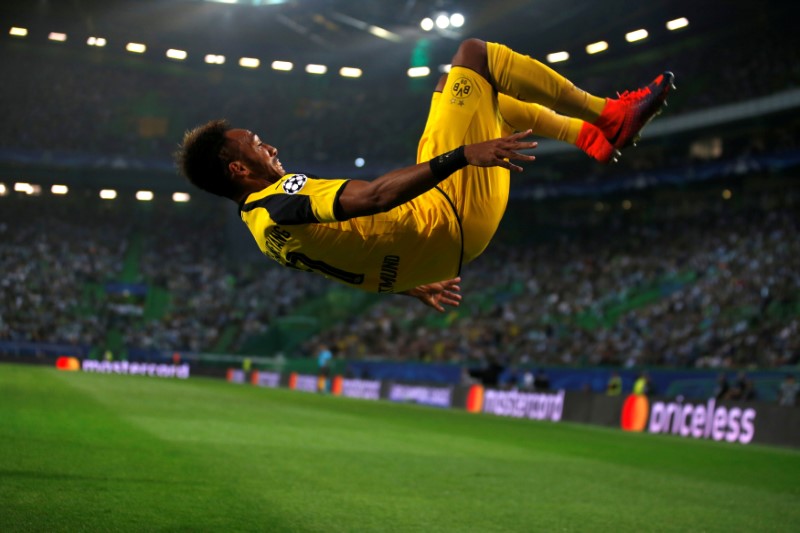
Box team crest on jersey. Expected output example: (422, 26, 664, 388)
(450, 76, 474, 106)
(282, 174, 308, 194)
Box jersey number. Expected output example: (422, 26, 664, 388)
(286, 252, 364, 285)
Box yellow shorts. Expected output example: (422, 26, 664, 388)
(416, 66, 512, 264)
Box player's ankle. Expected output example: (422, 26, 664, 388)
(576, 122, 617, 164)
(593, 97, 622, 141)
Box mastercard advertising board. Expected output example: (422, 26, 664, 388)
(621, 394, 756, 445)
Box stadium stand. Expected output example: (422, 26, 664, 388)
(0, 6, 798, 373)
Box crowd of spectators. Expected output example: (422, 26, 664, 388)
(307, 188, 800, 369)
(1, 180, 798, 369)
(0, 197, 331, 354)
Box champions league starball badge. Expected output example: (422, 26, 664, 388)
(282, 174, 308, 194)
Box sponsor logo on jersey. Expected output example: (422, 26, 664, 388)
(378, 255, 400, 293)
(282, 174, 308, 194)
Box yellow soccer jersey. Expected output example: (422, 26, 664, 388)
(239, 173, 463, 293)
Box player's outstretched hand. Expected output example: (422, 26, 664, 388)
(464, 129, 537, 172)
(403, 277, 462, 313)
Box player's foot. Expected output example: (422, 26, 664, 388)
(575, 122, 621, 164)
(594, 71, 675, 150)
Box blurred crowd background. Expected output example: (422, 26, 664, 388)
(1, 0, 799, 380)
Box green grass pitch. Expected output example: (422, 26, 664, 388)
(1, 364, 799, 532)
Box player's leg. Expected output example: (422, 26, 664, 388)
(486, 41, 674, 152)
(418, 40, 509, 263)
(415, 75, 448, 165)
(497, 94, 619, 163)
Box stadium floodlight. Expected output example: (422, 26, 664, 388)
(666, 17, 689, 31)
(87, 36, 107, 47)
(546, 51, 569, 63)
(339, 67, 362, 78)
(15, 182, 41, 196)
(48, 32, 67, 42)
(9, 27, 28, 37)
(420, 17, 434, 31)
(586, 41, 609, 54)
(355, 158, 365, 168)
(136, 190, 154, 201)
(204, 54, 225, 64)
(625, 29, 649, 42)
(368, 25, 400, 41)
(239, 57, 260, 68)
(305, 64, 327, 75)
(166, 49, 188, 60)
(271, 60, 293, 71)
(439, 64, 452, 73)
(449, 13, 465, 28)
(435, 14, 450, 29)
(0, 183, 6, 196)
(51, 184, 69, 195)
(407, 66, 430, 78)
(99, 189, 117, 200)
(172, 192, 191, 203)
(126, 42, 146, 54)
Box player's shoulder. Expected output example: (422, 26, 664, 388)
(278, 173, 311, 195)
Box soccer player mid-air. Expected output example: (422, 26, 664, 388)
(177, 39, 673, 312)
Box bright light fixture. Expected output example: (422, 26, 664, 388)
(305, 64, 327, 75)
(166, 49, 188, 60)
(239, 57, 260, 68)
(271, 60, 293, 71)
(51, 185, 69, 195)
(99, 189, 117, 200)
(420, 18, 434, 31)
(625, 29, 649, 42)
(449, 13, 465, 28)
(172, 192, 191, 203)
(546, 51, 569, 63)
(9, 27, 28, 37)
(339, 67, 362, 78)
(586, 41, 609, 54)
(0, 183, 6, 196)
(435, 14, 450, 29)
(126, 42, 146, 54)
(204, 54, 225, 64)
(14, 182, 33, 194)
(355, 158, 365, 168)
(136, 190, 154, 201)
(407, 66, 430, 78)
(439, 64, 452, 73)
(48, 32, 67, 42)
(666, 17, 689, 31)
(87, 36, 107, 47)
(368, 25, 398, 41)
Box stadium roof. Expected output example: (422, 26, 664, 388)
(1, 0, 786, 69)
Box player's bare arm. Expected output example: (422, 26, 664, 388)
(336, 130, 536, 220)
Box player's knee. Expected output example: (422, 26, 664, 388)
(451, 38, 489, 78)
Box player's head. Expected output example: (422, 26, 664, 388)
(176, 119, 285, 199)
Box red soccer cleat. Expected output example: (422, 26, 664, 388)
(594, 71, 675, 150)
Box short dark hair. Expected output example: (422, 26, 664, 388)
(175, 119, 236, 198)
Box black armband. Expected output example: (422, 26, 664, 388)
(429, 145, 468, 180)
